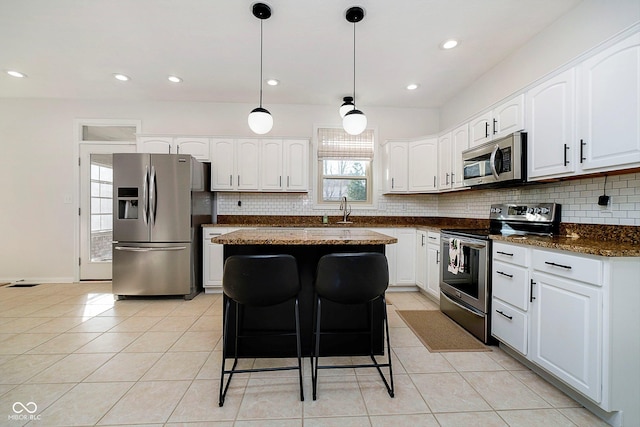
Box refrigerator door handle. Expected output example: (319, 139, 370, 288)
(143, 166, 149, 224)
(114, 246, 187, 252)
(149, 166, 157, 225)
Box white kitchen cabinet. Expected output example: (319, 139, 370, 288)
(415, 230, 428, 291)
(408, 138, 438, 192)
(203, 227, 239, 293)
(437, 132, 452, 191)
(578, 32, 640, 172)
(236, 139, 260, 190)
(369, 228, 415, 288)
(469, 94, 525, 147)
(282, 139, 309, 191)
(210, 138, 236, 190)
(491, 241, 531, 356)
(173, 137, 210, 160)
(425, 232, 440, 300)
(261, 139, 284, 191)
(137, 136, 210, 160)
(492, 241, 640, 423)
(451, 124, 469, 189)
(526, 69, 576, 180)
(384, 142, 408, 192)
(395, 228, 416, 286)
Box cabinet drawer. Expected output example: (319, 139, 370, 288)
(532, 249, 602, 285)
(427, 231, 440, 245)
(493, 242, 529, 267)
(492, 261, 529, 311)
(492, 299, 527, 356)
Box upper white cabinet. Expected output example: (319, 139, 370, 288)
(283, 139, 309, 191)
(438, 124, 469, 191)
(137, 136, 211, 160)
(578, 32, 640, 171)
(384, 138, 437, 193)
(437, 132, 452, 191)
(409, 138, 438, 192)
(526, 69, 577, 180)
(527, 32, 640, 180)
(469, 94, 525, 147)
(211, 138, 309, 192)
(385, 142, 409, 192)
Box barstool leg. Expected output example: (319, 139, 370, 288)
(219, 297, 231, 406)
(294, 297, 304, 401)
(312, 296, 322, 400)
(382, 296, 395, 397)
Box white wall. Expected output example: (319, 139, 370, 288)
(0, 98, 436, 283)
(440, 0, 640, 129)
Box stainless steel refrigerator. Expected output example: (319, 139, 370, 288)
(112, 153, 211, 300)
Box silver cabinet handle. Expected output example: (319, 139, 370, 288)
(530, 279, 536, 303)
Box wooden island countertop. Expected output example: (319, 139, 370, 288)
(212, 228, 397, 246)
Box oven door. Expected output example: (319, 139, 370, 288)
(440, 234, 490, 314)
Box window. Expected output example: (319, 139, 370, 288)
(91, 154, 113, 261)
(317, 128, 374, 204)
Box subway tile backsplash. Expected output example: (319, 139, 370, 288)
(217, 172, 640, 226)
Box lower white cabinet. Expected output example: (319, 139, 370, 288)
(415, 230, 428, 291)
(492, 241, 640, 425)
(530, 268, 602, 402)
(369, 228, 415, 288)
(203, 227, 239, 293)
(426, 232, 440, 300)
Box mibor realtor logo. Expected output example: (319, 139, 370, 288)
(9, 401, 41, 421)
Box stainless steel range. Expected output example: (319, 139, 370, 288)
(439, 203, 561, 343)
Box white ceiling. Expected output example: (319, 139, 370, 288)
(0, 0, 582, 109)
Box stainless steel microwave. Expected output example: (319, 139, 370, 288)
(462, 132, 526, 188)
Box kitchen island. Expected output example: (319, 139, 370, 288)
(212, 228, 397, 358)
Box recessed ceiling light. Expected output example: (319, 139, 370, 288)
(113, 73, 130, 81)
(168, 75, 183, 83)
(406, 83, 419, 90)
(266, 79, 279, 86)
(6, 70, 27, 78)
(441, 39, 459, 50)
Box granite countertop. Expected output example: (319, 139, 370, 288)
(204, 215, 639, 257)
(211, 228, 398, 246)
(491, 234, 640, 257)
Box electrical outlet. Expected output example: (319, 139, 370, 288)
(63, 195, 73, 204)
(599, 196, 612, 213)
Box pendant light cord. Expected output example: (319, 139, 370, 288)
(352, 21, 356, 107)
(259, 19, 264, 108)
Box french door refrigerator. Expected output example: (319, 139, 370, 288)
(112, 153, 209, 300)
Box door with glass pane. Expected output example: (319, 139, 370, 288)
(79, 144, 135, 280)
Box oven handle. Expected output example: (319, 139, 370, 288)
(440, 291, 485, 318)
(442, 235, 486, 249)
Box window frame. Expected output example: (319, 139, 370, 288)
(313, 126, 378, 209)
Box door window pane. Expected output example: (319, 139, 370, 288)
(89, 154, 113, 262)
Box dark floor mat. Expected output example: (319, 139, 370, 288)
(8, 284, 40, 288)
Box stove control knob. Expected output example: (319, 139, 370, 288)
(540, 207, 550, 214)
(534, 207, 541, 214)
(526, 207, 534, 214)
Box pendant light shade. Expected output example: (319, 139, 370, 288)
(339, 96, 355, 118)
(248, 3, 273, 135)
(248, 107, 274, 135)
(343, 109, 367, 135)
(343, 6, 366, 136)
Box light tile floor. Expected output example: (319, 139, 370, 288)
(0, 283, 608, 426)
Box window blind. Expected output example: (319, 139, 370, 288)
(317, 128, 374, 160)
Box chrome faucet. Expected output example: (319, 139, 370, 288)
(339, 196, 352, 223)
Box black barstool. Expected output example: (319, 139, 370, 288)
(312, 252, 394, 400)
(219, 254, 304, 406)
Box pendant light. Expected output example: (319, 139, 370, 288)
(248, 3, 273, 135)
(342, 6, 367, 136)
(339, 96, 354, 118)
